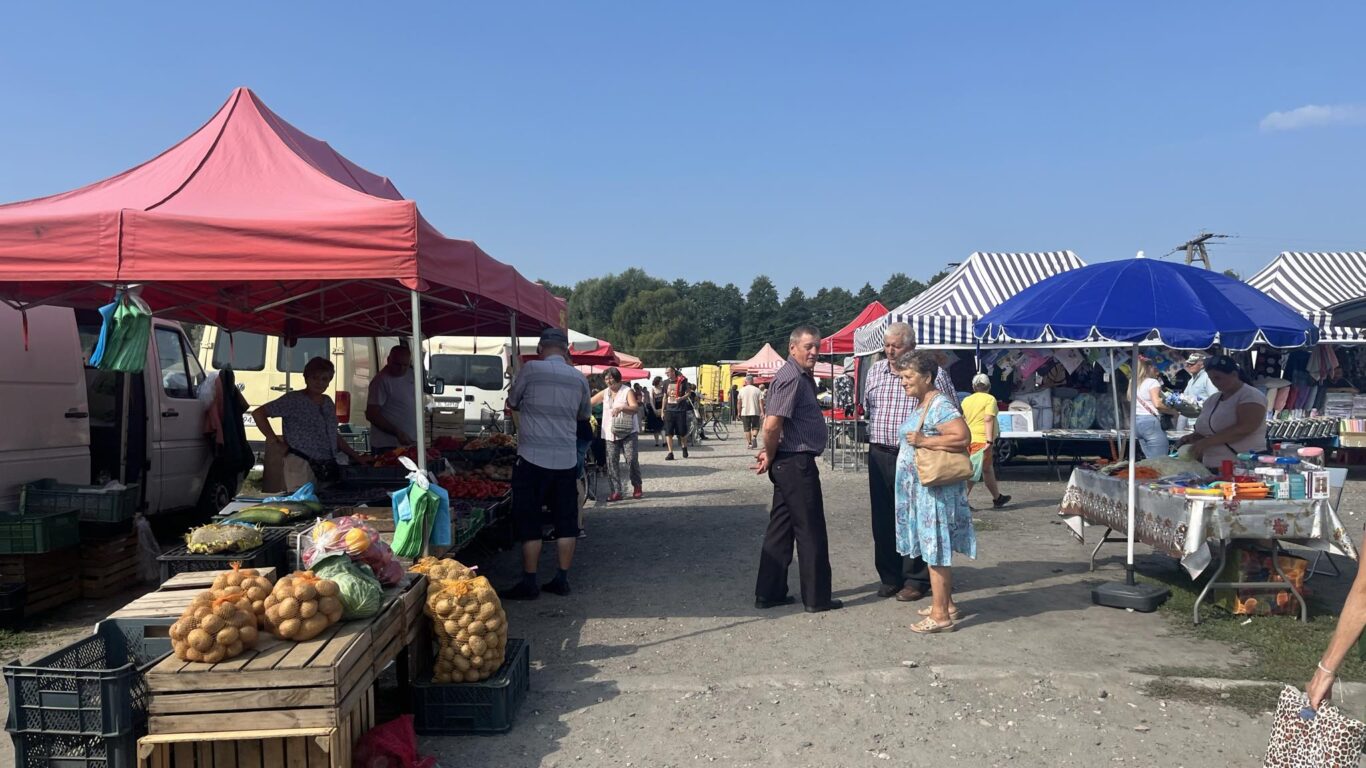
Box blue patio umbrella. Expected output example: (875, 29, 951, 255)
(973, 257, 1319, 610)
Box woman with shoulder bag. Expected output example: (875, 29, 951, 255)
(893, 350, 976, 634)
(591, 368, 643, 501)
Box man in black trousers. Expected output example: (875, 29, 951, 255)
(752, 325, 841, 613)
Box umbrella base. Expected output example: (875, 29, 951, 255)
(1091, 581, 1170, 612)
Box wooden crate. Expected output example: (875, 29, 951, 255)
(0, 548, 82, 616)
(107, 567, 281, 622)
(80, 530, 144, 598)
(136, 684, 375, 768)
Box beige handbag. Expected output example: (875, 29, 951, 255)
(913, 394, 973, 487)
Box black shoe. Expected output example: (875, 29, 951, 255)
(543, 577, 571, 596)
(876, 584, 900, 598)
(498, 582, 540, 601)
(682, 446, 689, 458)
(993, 494, 1012, 509)
(754, 595, 796, 609)
(665, 453, 675, 461)
(804, 599, 844, 613)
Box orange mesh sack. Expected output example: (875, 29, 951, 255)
(424, 573, 507, 683)
(263, 571, 345, 641)
(210, 562, 275, 624)
(169, 590, 261, 663)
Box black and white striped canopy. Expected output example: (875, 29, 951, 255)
(853, 251, 1084, 354)
(1246, 252, 1366, 343)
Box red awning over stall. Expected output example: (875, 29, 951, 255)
(821, 301, 888, 355)
(0, 88, 564, 337)
(731, 343, 785, 374)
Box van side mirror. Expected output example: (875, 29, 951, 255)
(427, 378, 446, 395)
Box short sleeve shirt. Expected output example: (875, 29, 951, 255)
(960, 392, 999, 445)
(366, 368, 417, 450)
(739, 385, 764, 417)
(508, 357, 592, 470)
(1194, 384, 1268, 468)
(764, 358, 828, 455)
(261, 391, 339, 463)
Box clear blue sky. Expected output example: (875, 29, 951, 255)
(4, 3, 1365, 295)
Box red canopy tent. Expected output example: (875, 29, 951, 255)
(731, 343, 785, 374)
(0, 87, 564, 337)
(821, 301, 888, 355)
(575, 364, 649, 380)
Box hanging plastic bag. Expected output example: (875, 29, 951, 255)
(98, 290, 153, 373)
(391, 457, 450, 557)
(135, 515, 161, 583)
(87, 298, 118, 368)
(312, 554, 384, 620)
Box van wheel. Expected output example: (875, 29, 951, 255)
(198, 465, 241, 518)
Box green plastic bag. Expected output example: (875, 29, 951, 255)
(312, 554, 384, 620)
(98, 293, 152, 373)
(392, 482, 441, 559)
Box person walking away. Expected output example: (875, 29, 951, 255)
(1173, 355, 1268, 469)
(253, 357, 372, 492)
(961, 373, 1010, 509)
(729, 383, 740, 422)
(499, 329, 592, 600)
(739, 375, 765, 450)
(649, 377, 666, 447)
(893, 351, 975, 633)
(753, 326, 841, 613)
(863, 322, 958, 602)
(1133, 357, 1175, 460)
(365, 345, 417, 453)
(1177, 353, 1216, 431)
(591, 368, 643, 500)
(663, 367, 690, 460)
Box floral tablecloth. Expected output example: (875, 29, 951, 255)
(1058, 469, 1358, 577)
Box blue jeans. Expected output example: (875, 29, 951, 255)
(1134, 415, 1169, 460)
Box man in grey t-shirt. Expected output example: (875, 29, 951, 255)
(366, 346, 417, 450)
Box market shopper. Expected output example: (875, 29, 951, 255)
(753, 325, 840, 613)
(1133, 357, 1175, 459)
(365, 345, 417, 451)
(738, 375, 765, 449)
(499, 328, 592, 600)
(892, 350, 975, 634)
(863, 322, 958, 601)
(591, 367, 643, 501)
(961, 373, 1010, 509)
(253, 356, 372, 492)
(1307, 535, 1366, 710)
(1174, 355, 1268, 469)
(663, 367, 690, 460)
(1177, 352, 1217, 430)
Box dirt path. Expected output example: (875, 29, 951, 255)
(430, 438, 1273, 767)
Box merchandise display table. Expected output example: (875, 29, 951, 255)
(1058, 468, 1358, 623)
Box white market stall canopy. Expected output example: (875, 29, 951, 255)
(853, 251, 1085, 354)
(1246, 252, 1366, 343)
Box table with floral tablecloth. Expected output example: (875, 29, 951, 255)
(1059, 468, 1357, 578)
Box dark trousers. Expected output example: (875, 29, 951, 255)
(868, 444, 929, 591)
(755, 452, 833, 607)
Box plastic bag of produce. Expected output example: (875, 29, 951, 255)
(302, 515, 379, 568)
(312, 555, 384, 620)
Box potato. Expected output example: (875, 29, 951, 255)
(434, 598, 455, 616)
(469, 635, 488, 656)
(239, 624, 259, 646)
(277, 597, 300, 620)
(226, 641, 244, 658)
(444, 620, 460, 636)
(457, 613, 473, 629)
(462, 601, 480, 616)
(300, 615, 330, 639)
(319, 597, 341, 618)
(459, 644, 471, 658)
(464, 669, 481, 682)
(294, 582, 318, 603)
(181, 647, 202, 663)
(471, 655, 484, 667)
(484, 617, 502, 633)
(202, 646, 227, 664)
(300, 601, 318, 619)
(477, 602, 497, 621)
(188, 628, 214, 653)
(199, 614, 225, 635)
(316, 579, 340, 598)
(216, 626, 240, 646)
(455, 629, 470, 644)
(452, 654, 471, 671)
(277, 618, 302, 639)
(170, 621, 188, 642)
(468, 620, 486, 636)
(474, 587, 496, 604)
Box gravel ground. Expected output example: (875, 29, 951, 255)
(428, 438, 1301, 767)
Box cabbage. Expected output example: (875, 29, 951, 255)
(312, 555, 383, 620)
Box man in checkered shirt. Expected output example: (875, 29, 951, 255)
(863, 322, 959, 602)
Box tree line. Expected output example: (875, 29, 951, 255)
(539, 269, 948, 369)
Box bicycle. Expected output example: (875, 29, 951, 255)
(479, 401, 505, 435)
(700, 404, 730, 441)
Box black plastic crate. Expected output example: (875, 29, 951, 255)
(155, 528, 289, 585)
(0, 509, 80, 555)
(94, 618, 176, 664)
(21, 480, 141, 524)
(412, 639, 529, 735)
(0, 583, 25, 629)
(4, 622, 166, 738)
(9, 729, 138, 768)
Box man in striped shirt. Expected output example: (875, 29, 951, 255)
(752, 325, 841, 613)
(863, 322, 959, 602)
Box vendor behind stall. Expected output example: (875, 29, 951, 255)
(366, 345, 417, 451)
(1175, 355, 1268, 469)
(254, 356, 372, 492)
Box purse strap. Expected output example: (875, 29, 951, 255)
(915, 393, 940, 436)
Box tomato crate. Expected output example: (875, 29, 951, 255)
(411, 639, 529, 735)
(155, 529, 289, 585)
(21, 480, 141, 524)
(0, 508, 79, 555)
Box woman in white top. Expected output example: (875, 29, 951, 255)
(1133, 358, 1176, 460)
(591, 368, 643, 501)
(1175, 355, 1268, 469)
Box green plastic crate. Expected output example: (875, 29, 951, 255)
(0, 509, 80, 554)
(21, 480, 140, 524)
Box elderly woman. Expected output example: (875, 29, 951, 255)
(591, 367, 643, 501)
(253, 356, 370, 492)
(893, 350, 976, 634)
(1174, 355, 1268, 469)
(960, 373, 1010, 509)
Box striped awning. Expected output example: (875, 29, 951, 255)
(1246, 252, 1366, 343)
(853, 251, 1085, 354)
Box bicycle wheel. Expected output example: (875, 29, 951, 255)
(710, 418, 730, 440)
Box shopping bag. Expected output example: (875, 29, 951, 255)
(391, 458, 449, 556)
(98, 292, 153, 373)
(1263, 685, 1366, 767)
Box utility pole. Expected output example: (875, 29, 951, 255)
(1168, 231, 1228, 269)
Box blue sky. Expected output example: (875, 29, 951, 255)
(3, 3, 1366, 295)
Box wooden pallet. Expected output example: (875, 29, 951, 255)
(136, 684, 375, 767)
(108, 567, 280, 621)
(145, 574, 424, 735)
(80, 531, 144, 598)
(0, 548, 83, 616)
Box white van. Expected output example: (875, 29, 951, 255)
(0, 304, 235, 515)
(424, 337, 513, 435)
(197, 329, 400, 446)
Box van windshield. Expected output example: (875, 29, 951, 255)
(212, 331, 267, 371)
(277, 338, 330, 373)
(429, 354, 503, 390)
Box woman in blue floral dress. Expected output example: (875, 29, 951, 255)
(893, 350, 976, 634)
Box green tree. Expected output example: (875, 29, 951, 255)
(686, 281, 744, 361)
(879, 272, 927, 308)
(776, 287, 810, 350)
(611, 287, 698, 369)
(741, 275, 780, 359)
(855, 282, 880, 309)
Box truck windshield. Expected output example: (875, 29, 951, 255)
(429, 354, 503, 390)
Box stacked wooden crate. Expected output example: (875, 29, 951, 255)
(0, 548, 81, 617)
(79, 529, 144, 598)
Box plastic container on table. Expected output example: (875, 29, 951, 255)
(20, 480, 141, 524)
(0, 508, 79, 554)
(411, 639, 530, 735)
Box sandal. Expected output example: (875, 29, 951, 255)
(909, 616, 956, 634)
(917, 605, 961, 621)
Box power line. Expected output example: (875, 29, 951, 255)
(1161, 231, 1230, 269)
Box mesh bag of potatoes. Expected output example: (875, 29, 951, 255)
(424, 572, 508, 683)
(170, 590, 261, 663)
(263, 571, 346, 641)
(210, 562, 275, 624)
